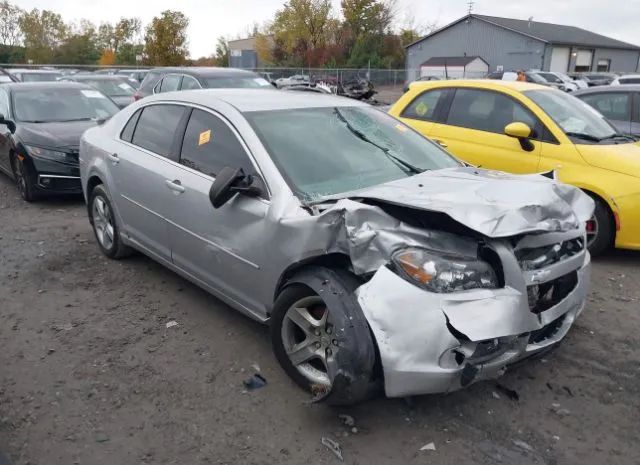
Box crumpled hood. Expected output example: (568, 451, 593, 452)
(576, 142, 640, 179)
(324, 167, 594, 237)
(18, 120, 99, 149)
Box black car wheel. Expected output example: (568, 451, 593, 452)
(586, 195, 614, 257)
(271, 267, 378, 405)
(11, 155, 36, 202)
(88, 184, 132, 259)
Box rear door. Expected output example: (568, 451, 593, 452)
(578, 92, 632, 135)
(111, 103, 188, 261)
(429, 88, 542, 173)
(165, 107, 269, 314)
(396, 88, 451, 141)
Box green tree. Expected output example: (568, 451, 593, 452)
(0, 1, 23, 47)
(116, 43, 144, 66)
(114, 17, 141, 53)
(18, 8, 67, 63)
(214, 36, 229, 67)
(54, 20, 100, 64)
(144, 10, 189, 66)
(271, 0, 333, 65)
(341, 0, 394, 67)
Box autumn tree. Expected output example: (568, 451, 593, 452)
(144, 10, 189, 66)
(0, 1, 23, 46)
(270, 0, 333, 66)
(341, 0, 395, 67)
(19, 8, 67, 63)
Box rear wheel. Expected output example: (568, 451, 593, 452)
(89, 184, 132, 259)
(11, 155, 36, 202)
(586, 195, 613, 256)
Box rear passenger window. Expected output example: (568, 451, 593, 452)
(159, 75, 181, 93)
(120, 109, 141, 142)
(580, 93, 630, 121)
(401, 89, 447, 122)
(131, 105, 186, 159)
(181, 75, 201, 90)
(180, 109, 254, 177)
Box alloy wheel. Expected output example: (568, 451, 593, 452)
(12, 157, 27, 198)
(586, 215, 599, 249)
(281, 296, 336, 387)
(92, 196, 115, 250)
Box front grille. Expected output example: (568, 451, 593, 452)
(516, 237, 584, 271)
(527, 271, 578, 314)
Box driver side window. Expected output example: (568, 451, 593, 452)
(0, 89, 9, 116)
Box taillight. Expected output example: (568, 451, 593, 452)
(133, 93, 141, 101)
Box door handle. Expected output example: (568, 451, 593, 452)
(434, 139, 448, 148)
(107, 153, 119, 164)
(165, 179, 185, 193)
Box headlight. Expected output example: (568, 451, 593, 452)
(25, 145, 70, 163)
(392, 248, 498, 293)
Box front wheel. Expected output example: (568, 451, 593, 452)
(270, 267, 378, 405)
(11, 155, 36, 202)
(586, 195, 614, 257)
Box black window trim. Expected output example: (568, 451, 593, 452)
(118, 101, 272, 199)
(119, 108, 142, 142)
(439, 86, 560, 145)
(578, 91, 632, 122)
(400, 87, 452, 123)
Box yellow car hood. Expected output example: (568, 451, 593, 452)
(576, 142, 640, 178)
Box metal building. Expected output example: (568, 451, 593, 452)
(406, 14, 640, 81)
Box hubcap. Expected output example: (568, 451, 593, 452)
(92, 196, 115, 250)
(586, 215, 598, 248)
(281, 296, 335, 387)
(13, 158, 26, 196)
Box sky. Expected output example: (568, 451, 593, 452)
(18, 0, 640, 58)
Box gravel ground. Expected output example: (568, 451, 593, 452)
(0, 173, 639, 465)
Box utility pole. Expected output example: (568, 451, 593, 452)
(467, 0, 474, 15)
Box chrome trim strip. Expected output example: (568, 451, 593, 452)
(38, 174, 81, 180)
(121, 194, 260, 269)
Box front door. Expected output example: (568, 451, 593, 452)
(429, 88, 541, 173)
(110, 103, 188, 261)
(165, 108, 269, 315)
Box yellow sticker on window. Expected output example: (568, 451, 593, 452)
(199, 129, 211, 146)
(415, 101, 428, 116)
(395, 124, 408, 133)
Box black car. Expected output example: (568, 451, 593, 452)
(135, 67, 273, 100)
(59, 74, 137, 108)
(0, 82, 120, 201)
(573, 85, 640, 137)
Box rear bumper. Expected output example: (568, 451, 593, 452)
(356, 237, 590, 398)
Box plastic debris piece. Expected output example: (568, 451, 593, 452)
(166, 321, 178, 328)
(420, 442, 436, 451)
(338, 414, 355, 427)
(243, 373, 267, 390)
(321, 436, 343, 461)
(492, 391, 501, 400)
(512, 439, 534, 453)
(251, 363, 261, 373)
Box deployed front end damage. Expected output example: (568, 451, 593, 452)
(291, 168, 594, 399)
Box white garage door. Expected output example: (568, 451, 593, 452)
(550, 47, 570, 72)
(576, 50, 593, 68)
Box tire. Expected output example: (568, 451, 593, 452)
(270, 267, 378, 405)
(11, 155, 37, 202)
(88, 184, 132, 259)
(586, 195, 614, 257)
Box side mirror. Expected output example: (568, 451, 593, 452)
(504, 122, 535, 152)
(0, 113, 16, 133)
(209, 167, 262, 209)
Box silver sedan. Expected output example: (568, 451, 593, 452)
(79, 89, 593, 404)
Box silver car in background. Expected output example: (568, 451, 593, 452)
(79, 89, 593, 404)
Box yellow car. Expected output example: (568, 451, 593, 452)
(390, 80, 640, 255)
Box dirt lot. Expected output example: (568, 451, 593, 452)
(0, 172, 639, 465)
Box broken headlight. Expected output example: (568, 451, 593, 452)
(392, 248, 498, 293)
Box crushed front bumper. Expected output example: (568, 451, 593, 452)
(356, 233, 591, 398)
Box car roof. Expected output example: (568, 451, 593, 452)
(574, 84, 640, 94)
(618, 74, 640, 79)
(146, 88, 369, 112)
(5, 81, 94, 92)
(151, 67, 258, 78)
(409, 79, 549, 92)
(68, 74, 127, 80)
(12, 69, 62, 74)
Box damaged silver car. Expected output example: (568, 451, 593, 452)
(79, 89, 594, 404)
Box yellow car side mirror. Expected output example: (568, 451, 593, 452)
(504, 122, 532, 139)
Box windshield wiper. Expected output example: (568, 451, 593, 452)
(564, 132, 602, 142)
(599, 133, 637, 142)
(333, 108, 425, 175)
(54, 118, 94, 122)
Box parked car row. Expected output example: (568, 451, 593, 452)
(2, 67, 636, 405)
